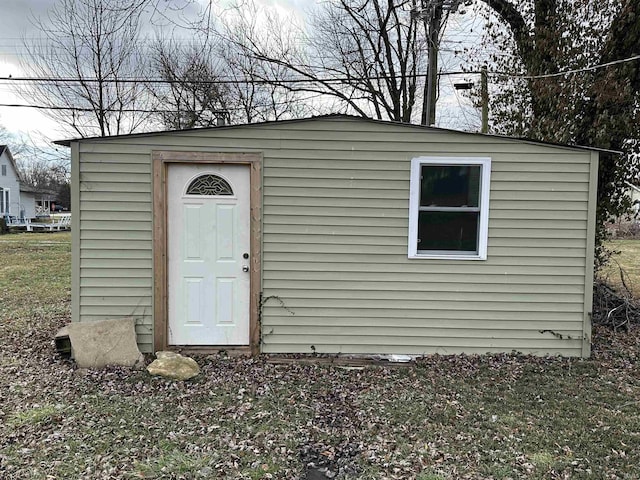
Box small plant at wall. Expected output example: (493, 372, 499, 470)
(258, 293, 295, 346)
(259, 293, 295, 317)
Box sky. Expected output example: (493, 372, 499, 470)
(0, 0, 484, 147)
(0, 0, 60, 140)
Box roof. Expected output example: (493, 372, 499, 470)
(53, 114, 620, 154)
(19, 185, 57, 196)
(19, 183, 39, 193)
(0, 145, 24, 182)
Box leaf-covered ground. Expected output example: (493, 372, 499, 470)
(1, 232, 640, 479)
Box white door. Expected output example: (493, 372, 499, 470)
(167, 163, 251, 345)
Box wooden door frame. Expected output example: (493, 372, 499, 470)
(152, 151, 262, 356)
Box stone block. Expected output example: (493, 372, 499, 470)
(147, 351, 200, 380)
(67, 318, 144, 368)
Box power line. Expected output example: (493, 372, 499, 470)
(0, 103, 221, 113)
(494, 54, 640, 80)
(0, 91, 327, 113)
(1, 50, 639, 87)
(0, 72, 477, 86)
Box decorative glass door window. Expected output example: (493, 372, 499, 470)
(185, 174, 234, 196)
(409, 157, 491, 260)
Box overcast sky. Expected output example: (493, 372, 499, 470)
(0, 0, 59, 140)
(0, 0, 482, 147)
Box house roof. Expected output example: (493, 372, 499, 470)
(53, 113, 620, 154)
(0, 145, 24, 182)
(19, 185, 57, 196)
(19, 183, 39, 193)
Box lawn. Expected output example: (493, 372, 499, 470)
(603, 240, 640, 297)
(1, 233, 640, 479)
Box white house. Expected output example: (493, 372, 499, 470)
(0, 145, 23, 218)
(624, 181, 640, 216)
(0, 145, 60, 219)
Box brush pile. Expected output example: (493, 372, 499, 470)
(592, 278, 640, 330)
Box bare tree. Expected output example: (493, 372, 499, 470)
(150, 36, 231, 129)
(217, 35, 315, 124)
(218, 0, 431, 123)
(17, 156, 68, 191)
(16, 0, 154, 137)
(149, 28, 313, 128)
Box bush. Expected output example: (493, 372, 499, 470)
(606, 221, 640, 240)
(593, 277, 640, 330)
(0, 217, 8, 235)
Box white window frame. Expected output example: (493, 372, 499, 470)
(0, 187, 9, 215)
(408, 156, 491, 260)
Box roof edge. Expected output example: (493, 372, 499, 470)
(54, 114, 620, 154)
(0, 145, 25, 182)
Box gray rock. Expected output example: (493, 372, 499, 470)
(67, 318, 144, 369)
(147, 351, 200, 380)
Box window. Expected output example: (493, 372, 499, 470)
(1, 164, 6, 176)
(185, 174, 233, 196)
(409, 157, 491, 260)
(0, 188, 8, 215)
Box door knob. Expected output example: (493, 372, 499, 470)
(242, 265, 249, 272)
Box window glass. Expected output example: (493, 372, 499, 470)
(186, 174, 233, 196)
(420, 165, 480, 207)
(409, 157, 490, 259)
(1, 165, 6, 176)
(418, 211, 479, 252)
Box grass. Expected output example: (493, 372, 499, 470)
(604, 239, 640, 297)
(1, 232, 640, 479)
(0, 231, 71, 334)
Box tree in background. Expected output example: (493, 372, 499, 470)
(216, 0, 432, 123)
(18, 156, 68, 192)
(1, 120, 70, 208)
(16, 0, 154, 137)
(469, 0, 640, 264)
(149, 6, 315, 130)
(149, 37, 231, 129)
(216, 13, 315, 124)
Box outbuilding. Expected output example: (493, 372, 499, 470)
(59, 115, 602, 358)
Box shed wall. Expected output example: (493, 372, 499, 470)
(74, 118, 595, 355)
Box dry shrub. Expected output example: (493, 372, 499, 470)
(593, 266, 640, 330)
(606, 220, 640, 239)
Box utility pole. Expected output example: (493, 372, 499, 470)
(480, 66, 488, 133)
(413, 0, 464, 126)
(453, 68, 490, 133)
(424, 5, 443, 126)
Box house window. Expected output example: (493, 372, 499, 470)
(1, 164, 6, 176)
(186, 174, 233, 196)
(409, 157, 491, 260)
(0, 188, 9, 215)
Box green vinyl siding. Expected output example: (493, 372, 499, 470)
(73, 117, 596, 356)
